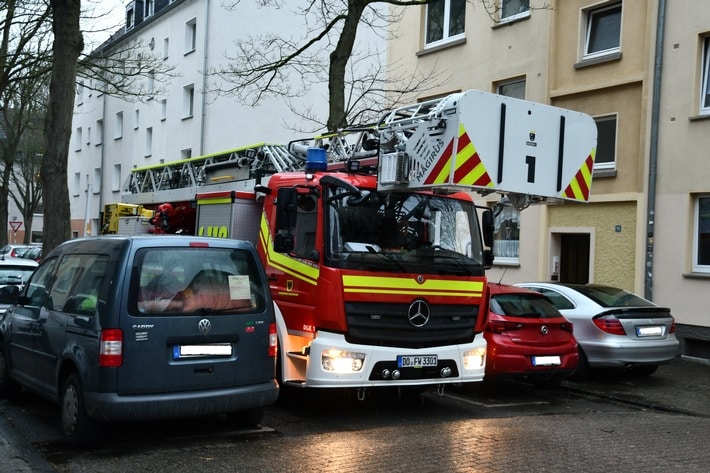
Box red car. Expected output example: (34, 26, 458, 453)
(484, 284, 579, 386)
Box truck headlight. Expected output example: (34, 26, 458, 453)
(462, 347, 486, 370)
(322, 350, 365, 372)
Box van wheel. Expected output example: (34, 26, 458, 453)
(61, 373, 101, 447)
(0, 347, 21, 398)
(226, 407, 264, 428)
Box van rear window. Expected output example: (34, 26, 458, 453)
(130, 247, 266, 315)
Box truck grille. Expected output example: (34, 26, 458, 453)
(345, 302, 479, 349)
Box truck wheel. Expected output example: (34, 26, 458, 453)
(226, 407, 264, 428)
(0, 347, 21, 398)
(61, 373, 101, 447)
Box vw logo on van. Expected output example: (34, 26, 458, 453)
(407, 300, 430, 328)
(198, 318, 212, 334)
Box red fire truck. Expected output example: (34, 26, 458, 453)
(112, 90, 597, 395)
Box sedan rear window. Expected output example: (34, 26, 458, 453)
(571, 285, 654, 308)
(490, 293, 563, 318)
(131, 247, 266, 315)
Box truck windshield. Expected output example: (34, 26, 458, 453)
(324, 187, 485, 276)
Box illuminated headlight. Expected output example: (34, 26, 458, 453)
(321, 350, 365, 372)
(462, 347, 486, 370)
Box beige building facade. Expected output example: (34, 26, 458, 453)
(387, 1, 710, 355)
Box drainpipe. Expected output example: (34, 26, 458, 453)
(645, 0, 667, 300)
(199, 0, 211, 155)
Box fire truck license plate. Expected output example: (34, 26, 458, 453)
(397, 355, 438, 368)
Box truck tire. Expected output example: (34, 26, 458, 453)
(61, 373, 101, 447)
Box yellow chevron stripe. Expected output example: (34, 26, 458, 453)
(259, 213, 319, 285)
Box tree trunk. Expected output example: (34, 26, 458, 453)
(41, 0, 83, 253)
(327, 0, 367, 131)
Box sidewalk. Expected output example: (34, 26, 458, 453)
(564, 356, 710, 417)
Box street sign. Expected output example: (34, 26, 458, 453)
(9, 221, 22, 232)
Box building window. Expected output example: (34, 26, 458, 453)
(73, 172, 81, 197)
(145, 127, 153, 158)
(112, 164, 122, 192)
(160, 98, 167, 121)
(181, 148, 192, 159)
(93, 168, 101, 194)
(95, 119, 103, 145)
(126, 5, 135, 30)
(183, 84, 195, 119)
(497, 77, 526, 99)
(185, 18, 197, 54)
(76, 81, 83, 106)
(147, 70, 155, 99)
(425, 0, 465, 48)
(701, 36, 710, 114)
(584, 3, 622, 60)
(593, 115, 617, 170)
(163, 37, 170, 59)
(114, 111, 123, 139)
(694, 196, 710, 272)
(501, 0, 529, 22)
(75, 127, 82, 151)
(144, 0, 155, 18)
(493, 205, 520, 263)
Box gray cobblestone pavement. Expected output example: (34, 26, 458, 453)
(1, 356, 708, 472)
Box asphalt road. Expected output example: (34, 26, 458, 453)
(1, 357, 708, 472)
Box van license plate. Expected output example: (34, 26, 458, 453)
(173, 343, 232, 359)
(397, 355, 438, 368)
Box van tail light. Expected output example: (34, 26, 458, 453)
(487, 320, 523, 334)
(99, 329, 123, 367)
(268, 323, 277, 357)
(670, 317, 676, 333)
(592, 315, 626, 336)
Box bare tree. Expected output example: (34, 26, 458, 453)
(40, 0, 84, 252)
(214, 0, 449, 132)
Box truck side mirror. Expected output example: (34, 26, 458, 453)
(484, 249, 494, 270)
(273, 233, 294, 253)
(275, 187, 298, 231)
(481, 209, 494, 248)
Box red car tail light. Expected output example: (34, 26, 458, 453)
(487, 320, 523, 334)
(99, 329, 123, 367)
(268, 323, 278, 357)
(670, 317, 676, 333)
(592, 315, 625, 335)
(561, 322, 574, 333)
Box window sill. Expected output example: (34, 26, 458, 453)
(492, 13, 531, 29)
(574, 52, 622, 69)
(417, 37, 466, 57)
(689, 113, 710, 122)
(592, 168, 616, 178)
(683, 271, 710, 279)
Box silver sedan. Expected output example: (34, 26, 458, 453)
(514, 283, 680, 378)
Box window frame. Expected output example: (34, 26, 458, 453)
(500, 0, 530, 23)
(592, 114, 617, 171)
(184, 18, 197, 54)
(583, 2, 622, 60)
(424, 0, 466, 49)
(693, 195, 710, 273)
(701, 36, 710, 114)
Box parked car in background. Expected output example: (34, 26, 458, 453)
(0, 244, 35, 259)
(484, 284, 578, 386)
(514, 283, 680, 379)
(0, 257, 38, 315)
(18, 246, 42, 262)
(0, 235, 279, 446)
